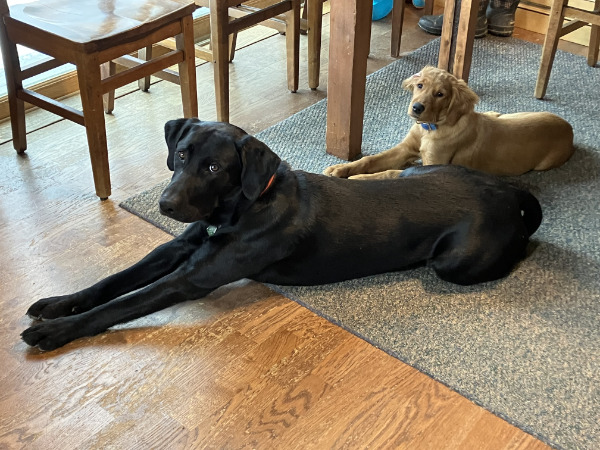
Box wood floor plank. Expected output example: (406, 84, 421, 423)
(0, 10, 568, 449)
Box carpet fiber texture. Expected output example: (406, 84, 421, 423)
(121, 37, 599, 449)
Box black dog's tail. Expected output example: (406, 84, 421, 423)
(517, 189, 543, 236)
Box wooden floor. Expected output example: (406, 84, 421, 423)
(0, 7, 585, 448)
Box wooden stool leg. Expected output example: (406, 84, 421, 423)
(307, 0, 323, 89)
(286, 0, 301, 93)
(101, 61, 116, 114)
(138, 45, 153, 91)
(210, 0, 230, 122)
(176, 15, 199, 118)
(77, 56, 111, 200)
(391, 0, 405, 58)
(535, 0, 568, 99)
(0, 25, 27, 152)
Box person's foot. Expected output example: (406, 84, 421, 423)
(486, 3, 519, 36)
(418, 13, 488, 38)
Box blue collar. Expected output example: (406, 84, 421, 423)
(420, 123, 437, 131)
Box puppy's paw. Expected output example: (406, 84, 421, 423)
(323, 164, 353, 178)
(348, 173, 380, 180)
(26, 295, 86, 320)
(21, 317, 83, 351)
(349, 170, 403, 180)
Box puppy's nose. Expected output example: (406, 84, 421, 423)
(412, 103, 425, 115)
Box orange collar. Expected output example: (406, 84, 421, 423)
(259, 174, 276, 197)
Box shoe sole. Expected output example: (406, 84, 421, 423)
(418, 22, 488, 38)
(488, 26, 514, 37)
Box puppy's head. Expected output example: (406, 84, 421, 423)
(159, 118, 281, 224)
(402, 66, 479, 126)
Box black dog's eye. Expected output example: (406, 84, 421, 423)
(416, 83, 423, 89)
(177, 151, 186, 160)
(436, 91, 444, 97)
(209, 163, 220, 173)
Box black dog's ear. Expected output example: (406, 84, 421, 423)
(236, 135, 281, 201)
(164, 118, 201, 170)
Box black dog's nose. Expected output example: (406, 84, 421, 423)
(412, 102, 425, 115)
(159, 197, 177, 216)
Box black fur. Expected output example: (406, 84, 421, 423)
(22, 119, 542, 351)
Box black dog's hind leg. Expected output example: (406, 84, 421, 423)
(26, 235, 202, 321)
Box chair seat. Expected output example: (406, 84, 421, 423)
(6, 0, 196, 52)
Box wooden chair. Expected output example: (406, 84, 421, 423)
(194, 0, 301, 121)
(391, 0, 434, 57)
(535, 0, 600, 98)
(0, 0, 199, 200)
(224, 0, 322, 89)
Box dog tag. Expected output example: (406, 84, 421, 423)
(206, 225, 218, 236)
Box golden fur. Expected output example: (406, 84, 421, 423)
(324, 66, 575, 179)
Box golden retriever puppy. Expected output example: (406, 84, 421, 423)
(324, 66, 574, 179)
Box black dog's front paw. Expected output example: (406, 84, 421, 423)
(26, 294, 87, 320)
(21, 317, 85, 351)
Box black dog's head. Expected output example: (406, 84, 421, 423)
(159, 118, 281, 223)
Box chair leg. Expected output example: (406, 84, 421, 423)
(176, 15, 199, 118)
(535, 0, 568, 99)
(101, 61, 116, 114)
(391, 0, 405, 58)
(587, 0, 600, 66)
(138, 45, 153, 91)
(307, 0, 323, 89)
(423, 0, 434, 15)
(0, 24, 27, 152)
(229, 32, 237, 62)
(589, 24, 600, 67)
(76, 56, 111, 200)
(210, 0, 231, 122)
(285, 0, 301, 93)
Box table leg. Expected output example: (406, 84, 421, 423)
(438, 0, 479, 81)
(325, 1, 373, 160)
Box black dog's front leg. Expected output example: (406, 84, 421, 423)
(22, 233, 287, 351)
(21, 267, 213, 351)
(26, 232, 204, 321)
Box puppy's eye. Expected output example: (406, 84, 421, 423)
(209, 163, 220, 173)
(177, 151, 186, 160)
(436, 92, 444, 97)
(416, 83, 423, 89)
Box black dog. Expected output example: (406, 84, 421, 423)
(22, 119, 542, 351)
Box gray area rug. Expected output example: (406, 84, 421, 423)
(121, 37, 599, 449)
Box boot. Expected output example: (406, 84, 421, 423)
(418, 0, 490, 38)
(487, 0, 521, 36)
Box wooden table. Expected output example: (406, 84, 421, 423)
(325, 0, 480, 161)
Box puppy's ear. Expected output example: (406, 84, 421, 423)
(448, 78, 479, 119)
(236, 135, 281, 201)
(402, 72, 420, 91)
(164, 118, 201, 170)
(401, 66, 432, 91)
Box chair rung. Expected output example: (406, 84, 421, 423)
(101, 50, 184, 93)
(113, 55, 180, 84)
(18, 89, 84, 125)
(228, 1, 292, 34)
(563, 6, 600, 26)
(227, 6, 287, 33)
(561, 19, 588, 36)
(21, 58, 69, 81)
